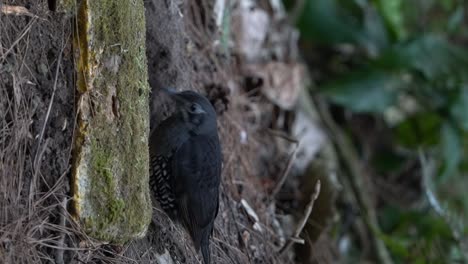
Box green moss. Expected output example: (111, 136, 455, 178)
(73, 0, 151, 243)
(109, 198, 125, 221)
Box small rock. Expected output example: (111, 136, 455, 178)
(38, 63, 48, 76)
(156, 249, 174, 264)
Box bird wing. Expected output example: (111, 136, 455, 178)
(150, 114, 189, 157)
(172, 134, 221, 248)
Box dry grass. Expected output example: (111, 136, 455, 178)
(0, 15, 65, 263)
(0, 3, 85, 263)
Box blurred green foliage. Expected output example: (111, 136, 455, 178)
(378, 207, 455, 263)
(287, 0, 468, 262)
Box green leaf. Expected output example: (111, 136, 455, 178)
(375, 0, 406, 40)
(394, 112, 442, 148)
(362, 3, 390, 53)
(447, 6, 464, 33)
(450, 86, 468, 131)
(379, 232, 410, 259)
(416, 213, 453, 240)
(372, 149, 406, 174)
(379, 206, 405, 232)
(380, 206, 453, 240)
(377, 35, 468, 80)
(379, 206, 457, 262)
(440, 122, 462, 181)
(297, 0, 389, 52)
(297, 0, 364, 44)
(322, 70, 402, 113)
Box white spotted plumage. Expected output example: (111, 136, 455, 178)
(149, 155, 176, 214)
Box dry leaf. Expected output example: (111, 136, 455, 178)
(1, 5, 35, 17)
(246, 62, 306, 109)
(232, 0, 270, 61)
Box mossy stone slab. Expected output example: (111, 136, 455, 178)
(72, 0, 151, 243)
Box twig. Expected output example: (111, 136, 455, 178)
(279, 180, 321, 255)
(54, 197, 68, 264)
(214, 0, 226, 27)
(269, 146, 298, 201)
(289, 237, 305, 244)
(267, 128, 299, 144)
(268, 129, 299, 203)
(1, 16, 38, 61)
(29, 24, 66, 216)
(212, 237, 248, 263)
(34, 23, 66, 172)
(419, 151, 468, 261)
(221, 184, 253, 263)
(240, 199, 262, 232)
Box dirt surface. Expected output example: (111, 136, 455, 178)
(1, 0, 324, 263)
(139, 0, 283, 263)
(1, 1, 75, 263)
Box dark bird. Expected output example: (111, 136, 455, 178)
(149, 88, 221, 264)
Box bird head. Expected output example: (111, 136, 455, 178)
(162, 88, 218, 135)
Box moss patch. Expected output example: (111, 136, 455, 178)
(72, 0, 151, 243)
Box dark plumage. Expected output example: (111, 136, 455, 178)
(149, 89, 221, 264)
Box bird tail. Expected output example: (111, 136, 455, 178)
(190, 222, 213, 264)
(201, 240, 211, 264)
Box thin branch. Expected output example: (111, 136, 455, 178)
(268, 129, 299, 203)
(267, 128, 299, 144)
(54, 197, 68, 264)
(1, 16, 38, 61)
(419, 150, 468, 261)
(279, 180, 321, 255)
(30, 23, 66, 216)
(269, 146, 298, 201)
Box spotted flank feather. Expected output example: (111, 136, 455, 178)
(149, 154, 176, 217)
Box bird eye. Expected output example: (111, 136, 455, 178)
(187, 102, 206, 114)
(189, 103, 201, 113)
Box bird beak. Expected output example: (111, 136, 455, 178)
(161, 87, 177, 95)
(161, 88, 185, 105)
